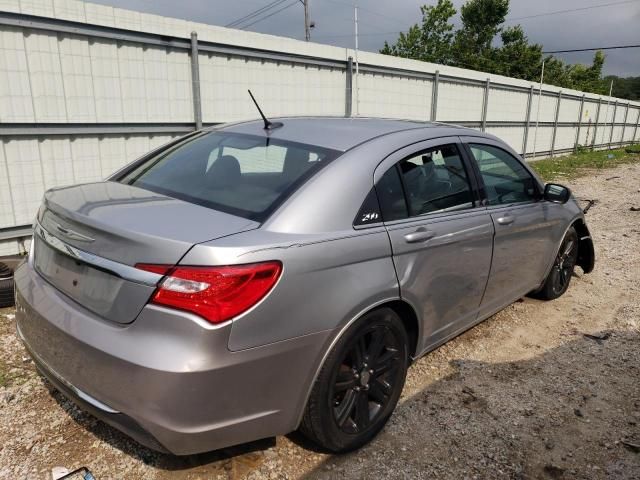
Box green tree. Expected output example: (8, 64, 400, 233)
(572, 51, 608, 94)
(541, 55, 573, 88)
(379, 0, 621, 97)
(492, 25, 543, 80)
(544, 51, 608, 95)
(380, 0, 456, 65)
(605, 75, 640, 100)
(453, 0, 509, 71)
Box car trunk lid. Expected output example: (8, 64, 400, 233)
(34, 181, 259, 324)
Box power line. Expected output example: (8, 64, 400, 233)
(543, 44, 640, 53)
(313, 31, 400, 39)
(225, 0, 288, 28)
(319, 0, 640, 34)
(226, 0, 286, 28)
(505, 0, 640, 22)
(311, 0, 640, 40)
(240, 0, 299, 29)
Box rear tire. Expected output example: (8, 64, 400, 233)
(0, 262, 15, 308)
(300, 307, 409, 452)
(532, 227, 579, 301)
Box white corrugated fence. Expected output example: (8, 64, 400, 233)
(1, 0, 639, 255)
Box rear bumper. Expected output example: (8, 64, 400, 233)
(14, 260, 333, 455)
(22, 335, 169, 453)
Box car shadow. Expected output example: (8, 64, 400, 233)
(45, 382, 275, 472)
(302, 329, 640, 479)
(43, 329, 639, 478)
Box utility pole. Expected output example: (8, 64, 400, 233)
(600, 79, 614, 145)
(531, 59, 545, 160)
(354, 2, 359, 116)
(303, 0, 310, 41)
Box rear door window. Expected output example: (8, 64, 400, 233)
(119, 132, 339, 222)
(397, 144, 474, 216)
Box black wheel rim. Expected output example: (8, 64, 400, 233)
(330, 323, 403, 434)
(552, 235, 578, 294)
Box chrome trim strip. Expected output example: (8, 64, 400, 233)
(34, 221, 162, 287)
(17, 323, 121, 414)
(145, 304, 232, 330)
(74, 389, 121, 414)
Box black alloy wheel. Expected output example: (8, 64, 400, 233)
(330, 322, 404, 434)
(300, 307, 409, 452)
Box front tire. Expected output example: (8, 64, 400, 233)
(533, 227, 579, 300)
(300, 307, 409, 452)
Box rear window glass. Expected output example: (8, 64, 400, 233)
(118, 132, 340, 222)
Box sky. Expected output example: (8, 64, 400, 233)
(90, 0, 640, 77)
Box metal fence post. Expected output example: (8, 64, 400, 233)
(190, 32, 202, 130)
(620, 103, 629, 147)
(608, 101, 617, 149)
(481, 78, 490, 132)
(574, 94, 585, 153)
(345, 56, 353, 118)
(522, 85, 533, 157)
(634, 109, 640, 143)
(430, 70, 439, 122)
(550, 91, 562, 157)
(591, 99, 601, 149)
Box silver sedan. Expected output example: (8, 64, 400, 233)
(15, 117, 594, 455)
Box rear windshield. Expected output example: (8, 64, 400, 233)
(118, 132, 340, 222)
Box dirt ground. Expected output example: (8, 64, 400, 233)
(1, 163, 639, 480)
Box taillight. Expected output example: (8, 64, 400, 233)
(136, 261, 282, 324)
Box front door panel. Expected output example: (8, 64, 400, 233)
(459, 136, 565, 318)
(479, 202, 566, 317)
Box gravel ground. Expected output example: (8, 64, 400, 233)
(1, 163, 639, 480)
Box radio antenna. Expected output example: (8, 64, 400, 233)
(248, 90, 283, 130)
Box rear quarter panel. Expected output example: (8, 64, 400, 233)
(182, 228, 398, 351)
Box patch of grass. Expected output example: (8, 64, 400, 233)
(528, 144, 640, 182)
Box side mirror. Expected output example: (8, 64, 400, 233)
(543, 183, 571, 204)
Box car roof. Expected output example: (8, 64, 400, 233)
(213, 116, 484, 151)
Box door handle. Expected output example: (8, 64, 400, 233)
(496, 214, 515, 226)
(403, 228, 436, 243)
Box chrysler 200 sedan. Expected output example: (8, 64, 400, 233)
(15, 117, 594, 455)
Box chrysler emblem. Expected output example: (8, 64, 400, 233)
(54, 223, 95, 242)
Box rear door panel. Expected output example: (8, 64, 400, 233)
(384, 211, 494, 347)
